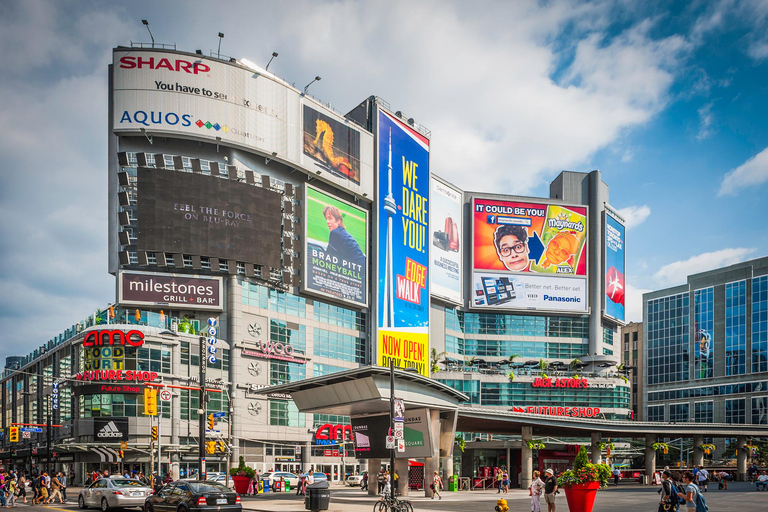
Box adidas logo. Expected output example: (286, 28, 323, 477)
(97, 421, 123, 438)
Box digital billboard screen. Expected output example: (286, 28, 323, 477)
(376, 109, 430, 376)
(303, 185, 368, 307)
(302, 105, 362, 187)
(137, 168, 282, 268)
(471, 197, 588, 313)
(351, 409, 432, 459)
(604, 212, 625, 322)
(430, 177, 463, 303)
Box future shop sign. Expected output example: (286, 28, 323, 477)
(119, 271, 223, 311)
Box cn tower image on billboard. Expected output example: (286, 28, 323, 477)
(382, 128, 396, 328)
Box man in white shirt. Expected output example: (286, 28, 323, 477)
(697, 467, 709, 492)
(307, 470, 315, 485)
(756, 471, 768, 491)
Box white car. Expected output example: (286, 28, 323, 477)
(345, 474, 363, 486)
(260, 472, 299, 488)
(207, 475, 235, 489)
(78, 478, 152, 511)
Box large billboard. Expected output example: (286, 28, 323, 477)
(302, 185, 368, 307)
(471, 197, 588, 313)
(376, 109, 430, 376)
(351, 409, 432, 459)
(137, 168, 282, 268)
(112, 49, 373, 197)
(604, 211, 625, 322)
(430, 177, 463, 303)
(119, 271, 223, 311)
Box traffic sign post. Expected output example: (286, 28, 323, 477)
(212, 411, 226, 418)
(159, 389, 172, 402)
(386, 436, 395, 449)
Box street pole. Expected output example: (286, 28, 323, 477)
(46, 397, 51, 475)
(389, 361, 395, 492)
(157, 407, 162, 477)
(199, 336, 207, 480)
(149, 415, 154, 482)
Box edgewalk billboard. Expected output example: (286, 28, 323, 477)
(430, 177, 463, 303)
(302, 185, 368, 307)
(471, 197, 588, 312)
(112, 49, 373, 197)
(376, 109, 430, 376)
(604, 211, 625, 322)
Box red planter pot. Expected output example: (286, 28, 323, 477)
(563, 481, 600, 512)
(231, 475, 252, 495)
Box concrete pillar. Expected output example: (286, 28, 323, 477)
(367, 459, 381, 496)
(737, 436, 748, 482)
(692, 435, 703, 468)
(645, 435, 657, 483)
(587, 170, 605, 356)
(395, 457, 409, 496)
(505, 447, 511, 475)
(424, 409, 441, 498)
(591, 432, 602, 464)
(301, 441, 311, 472)
(441, 456, 454, 479)
(521, 427, 533, 491)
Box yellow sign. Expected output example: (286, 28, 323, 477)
(378, 329, 428, 376)
(144, 388, 158, 416)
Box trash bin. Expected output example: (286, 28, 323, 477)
(284, 479, 291, 492)
(448, 475, 458, 492)
(304, 481, 330, 511)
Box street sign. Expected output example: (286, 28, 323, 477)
(159, 389, 172, 402)
(212, 411, 226, 418)
(397, 439, 405, 452)
(394, 422, 403, 432)
(394, 429, 403, 439)
(386, 436, 395, 449)
(21, 428, 43, 433)
(205, 429, 221, 435)
(394, 398, 405, 422)
(22, 432, 31, 439)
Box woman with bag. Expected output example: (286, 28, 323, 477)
(529, 470, 545, 512)
(659, 470, 679, 512)
(15, 476, 26, 505)
(676, 471, 708, 512)
(430, 471, 442, 500)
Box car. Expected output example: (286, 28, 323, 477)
(345, 474, 363, 486)
(79, 478, 153, 511)
(300, 472, 328, 483)
(143, 481, 240, 512)
(206, 475, 235, 489)
(259, 472, 299, 487)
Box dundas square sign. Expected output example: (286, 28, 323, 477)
(119, 271, 223, 311)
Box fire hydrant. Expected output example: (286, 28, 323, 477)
(495, 498, 509, 512)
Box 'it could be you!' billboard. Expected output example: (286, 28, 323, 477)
(604, 210, 625, 322)
(303, 185, 368, 307)
(376, 109, 430, 376)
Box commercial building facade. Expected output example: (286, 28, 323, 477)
(1, 45, 631, 483)
(620, 321, 643, 420)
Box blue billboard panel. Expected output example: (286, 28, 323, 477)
(604, 213, 625, 322)
(376, 109, 430, 376)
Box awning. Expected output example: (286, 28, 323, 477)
(91, 447, 119, 462)
(408, 459, 424, 467)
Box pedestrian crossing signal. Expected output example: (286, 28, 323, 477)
(151, 426, 158, 441)
(208, 414, 215, 430)
(206, 441, 216, 454)
(118, 449, 124, 459)
(218, 441, 227, 453)
(9, 427, 19, 443)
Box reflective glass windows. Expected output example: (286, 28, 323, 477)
(725, 398, 745, 424)
(669, 403, 689, 422)
(693, 401, 713, 423)
(752, 276, 768, 373)
(647, 293, 689, 384)
(693, 288, 714, 379)
(725, 281, 747, 376)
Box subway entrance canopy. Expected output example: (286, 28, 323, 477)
(258, 366, 766, 491)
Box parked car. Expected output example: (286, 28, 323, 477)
(260, 472, 299, 488)
(300, 472, 328, 483)
(345, 474, 363, 486)
(206, 475, 235, 489)
(79, 478, 153, 511)
(143, 481, 240, 512)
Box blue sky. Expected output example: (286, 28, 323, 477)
(1, 0, 768, 362)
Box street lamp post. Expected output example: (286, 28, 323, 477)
(46, 397, 51, 475)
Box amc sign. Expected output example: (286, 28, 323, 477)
(315, 424, 352, 445)
(83, 329, 145, 348)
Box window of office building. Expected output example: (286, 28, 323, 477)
(725, 281, 747, 376)
(478, 382, 629, 409)
(242, 281, 306, 318)
(752, 276, 768, 373)
(445, 310, 589, 339)
(313, 329, 365, 363)
(752, 396, 767, 425)
(313, 413, 350, 428)
(313, 302, 366, 331)
(693, 288, 714, 380)
(647, 405, 664, 422)
(693, 401, 713, 423)
(435, 379, 480, 404)
(669, 403, 689, 422)
(603, 327, 615, 346)
(725, 398, 746, 424)
(269, 399, 305, 427)
(270, 360, 306, 386)
(313, 363, 347, 377)
(647, 293, 689, 384)
(270, 320, 306, 352)
(457, 339, 587, 358)
(78, 393, 170, 418)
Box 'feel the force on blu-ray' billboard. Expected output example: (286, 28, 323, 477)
(302, 185, 368, 307)
(430, 177, 463, 304)
(111, 49, 374, 197)
(376, 109, 430, 376)
(604, 211, 625, 322)
(471, 197, 588, 313)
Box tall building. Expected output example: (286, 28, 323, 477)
(643, 257, 768, 455)
(620, 322, 643, 420)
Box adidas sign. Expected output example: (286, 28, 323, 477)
(97, 421, 123, 438)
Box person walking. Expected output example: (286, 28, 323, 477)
(543, 469, 558, 512)
(361, 471, 368, 491)
(717, 470, 728, 490)
(613, 467, 621, 486)
(529, 470, 545, 512)
(5, 474, 17, 508)
(15, 475, 26, 505)
(502, 470, 509, 494)
(430, 471, 442, 500)
(496, 468, 503, 493)
(696, 467, 708, 492)
(59, 471, 68, 503)
(48, 473, 63, 504)
(676, 471, 702, 511)
(659, 470, 679, 512)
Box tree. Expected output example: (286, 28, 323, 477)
(431, 349, 447, 374)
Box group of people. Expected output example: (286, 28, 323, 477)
(0, 470, 70, 506)
(527, 469, 558, 512)
(495, 468, 511, 494)
(658, 469, 714, 512)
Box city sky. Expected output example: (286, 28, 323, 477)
(1, 0, 767, 362)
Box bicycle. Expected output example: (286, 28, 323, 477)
(373, 494, 414, 512)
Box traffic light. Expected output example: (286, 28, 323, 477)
(9, 427, 19, 443)
(118, 449, 124, 459)
(206, 441, 216, 454)
(151, 426, 158, 441)
(218, 441, 227, 453)
(208, 414, 215, 430)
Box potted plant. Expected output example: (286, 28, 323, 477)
(430, 349, 447, 374)
(558, 446, 611, 512)
(230, 456, 256, 494)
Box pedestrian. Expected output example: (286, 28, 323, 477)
(59, 471, 68, 503)
(48, 473, 63, 504)
(502, 470, 509, 494)
(393, 471, 399, 496)
(543, 468, 558, 512)
(717, 470, 728, 490)
(16, 475, 26, 504)
(756, 471, 768, 491)
(361, 471, 368, 491)
(5, 474, 17, 508)
(748, 463, 758, 483)
(613, 467, 621, 486)
(659, 470, 679, 512)
(430, 470, 442, 500)
(676, 471, 704, 511)
(529, 470, 545, 512)
(496, 468, 503, 493)
(696, 467, 708, 492)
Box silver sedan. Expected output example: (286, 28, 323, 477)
(79, 478, 153, 511)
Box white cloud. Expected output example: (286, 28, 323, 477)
(616, 205, 651, 230)
(653, 248, 757, 287)
(624, 284, 651, 323)
(696, 101, 715, 140)
(718, 147, 768, 196)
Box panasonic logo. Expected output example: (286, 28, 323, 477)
(97, 421, 123, 438)
(543, 295, 581, 303)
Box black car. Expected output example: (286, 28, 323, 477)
(144, 481, 241, 512)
